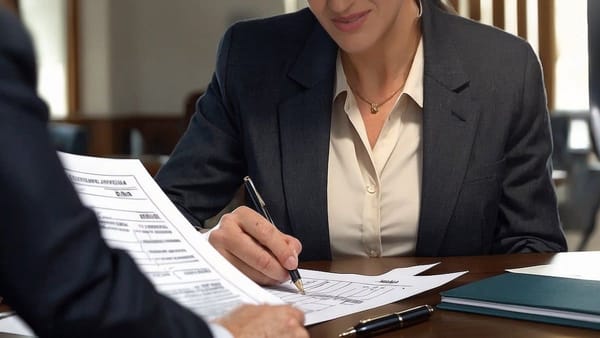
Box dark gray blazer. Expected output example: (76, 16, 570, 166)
(156, 0, 567, 260)
(0, 9, 212, 337)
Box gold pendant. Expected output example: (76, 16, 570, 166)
(370, 103, 379, 114)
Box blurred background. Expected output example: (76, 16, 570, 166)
(1, 0, 598, 251)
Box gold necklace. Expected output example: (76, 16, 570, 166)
(349, 84, 404, 114)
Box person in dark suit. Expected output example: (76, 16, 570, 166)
(156, 0, 567, 285)
(0, 7, 308, 338)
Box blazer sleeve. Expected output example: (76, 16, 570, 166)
(493, 45, 567, 253)
(155, 26, 246, 228)
(0, 10, 213, 337)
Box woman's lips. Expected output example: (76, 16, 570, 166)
(332, 10, 370, 32)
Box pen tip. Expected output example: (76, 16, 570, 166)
(339, 328, 355, 337)
(294, 279, 306, 295)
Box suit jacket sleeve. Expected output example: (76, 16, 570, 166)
(494, 45, 567, 253)
(155, 26, 245, 228)
(0, 10, 213, 337)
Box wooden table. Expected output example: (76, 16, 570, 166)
(1, 252, 598, 337)
(303, 251, 599, 338)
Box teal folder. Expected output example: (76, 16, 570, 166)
(438, 272, 600, 330)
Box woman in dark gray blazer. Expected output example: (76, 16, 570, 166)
(156, 0, 567, 286)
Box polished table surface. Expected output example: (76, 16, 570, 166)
(1, 251, 598, 337)
(302, 251, 599, 338)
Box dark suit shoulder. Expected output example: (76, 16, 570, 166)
(0, 9, 32, 51)
(0, 9, 46, 122)
(441, 9, 530, 49)
(224, 8, 318, 66)
(0, 9, 37, 88)
(439, 11, 534, 69)
(425, 6, 537, 96)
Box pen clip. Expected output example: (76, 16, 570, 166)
(243, 176, 273, 222)
(243, 176, 265, 207)
(358, 312, 398, 324)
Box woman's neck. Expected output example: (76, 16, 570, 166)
(341, 1, 422, 99)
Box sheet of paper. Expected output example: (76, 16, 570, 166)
(53, 152, 466, 329)
(507, 264, 600, 281)
(58, 152, 282, 321)
(0, 312, 15, 320)
(266, 265, 467, 325)
(0, 315, 34, 337)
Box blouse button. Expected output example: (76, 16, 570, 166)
(368, 249, 379, 257)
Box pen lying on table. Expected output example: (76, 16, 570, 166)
(339, 304, 433, 337)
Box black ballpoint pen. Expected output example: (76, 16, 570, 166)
(339, 304, 433, 337)
(243, 176, 305, 295)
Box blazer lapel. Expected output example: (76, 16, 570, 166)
(277, 4, 480, 258)
(279, 23, 337, 260)
(416, 1, 481, 255)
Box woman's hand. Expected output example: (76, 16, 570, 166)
(208, 206, 302, 285)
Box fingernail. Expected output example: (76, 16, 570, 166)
(285, 253, 298, 270)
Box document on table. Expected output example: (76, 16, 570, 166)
(0, 152, 464, 334)
(58, 152, 283, 321)
(1, 264, 465, 335)
(0, 315, 33, 337)
(266, 264, 466, 325)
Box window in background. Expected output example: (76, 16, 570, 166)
(454, 0, 588, 112)
(283, 0, 306, 13)
(19, 0, 68, 119)
(554, 0, 588, 111)
(567, 118, 591, 152)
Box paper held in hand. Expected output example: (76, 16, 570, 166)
(57, 152, 466, 326)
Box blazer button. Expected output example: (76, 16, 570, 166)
(366, 185, 376, 194)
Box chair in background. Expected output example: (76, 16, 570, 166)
(48, 122, 88, 155)
(550, 113, 570, 173)
(551, 111, 600, 251)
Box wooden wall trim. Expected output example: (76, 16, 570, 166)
(448, 0, 459, 12)
(0, 0, 19, 15)
(469, 0, 481, 22)
(65, 115, 186, 157)
(517, 0, 528, 39)
(493, 0, 505, 29)
(67, 0, 80, 116)
(538, 0, 556, 111)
